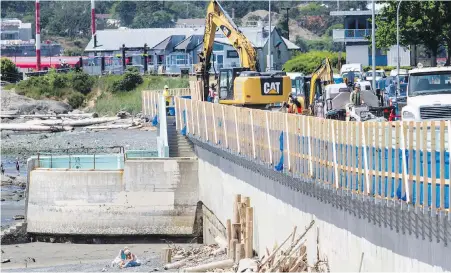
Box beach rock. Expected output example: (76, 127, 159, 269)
(1, 91, 71, 115)
(1, 259, 10, 263)
(116, 111, 130, 119)
(25, 257, 36, 263)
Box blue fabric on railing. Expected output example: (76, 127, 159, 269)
(181, 110, 187, 136)
(275, 132, 284, 172)
(152, 115, 158, 126)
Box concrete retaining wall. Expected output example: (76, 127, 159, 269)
(195, 144, 450, 272)
(27, 158, 199, 235)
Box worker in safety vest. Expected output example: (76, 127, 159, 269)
(350, 83, 362, 106)
(163, 85, 171, 106)
(287, 94, 304, 114)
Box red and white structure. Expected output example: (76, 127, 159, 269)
(35, 0, 41, 71)
(91, 0, 97, 52)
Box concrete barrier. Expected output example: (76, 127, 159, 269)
(195, 143, 451, 272)
(27, 158, 199, 235)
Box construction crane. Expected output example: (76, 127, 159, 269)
(196, 0, 291, 108)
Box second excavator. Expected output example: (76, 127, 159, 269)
(196, 0, 291, 108)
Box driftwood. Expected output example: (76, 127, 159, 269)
(183, 259, 234, 272)
(0, 113, 97, 119)
(38, 117, 119, 127)
(85, 124, 132, 130)
(0, 124, 73, 132)
(163, 259, 187, 270)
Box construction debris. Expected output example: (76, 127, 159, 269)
(163, 194, 329, 273)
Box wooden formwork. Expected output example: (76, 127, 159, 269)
(175, 95, 451, 212)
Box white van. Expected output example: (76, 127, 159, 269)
(340, 63, 363, 75)
(401, 66, 451, 121)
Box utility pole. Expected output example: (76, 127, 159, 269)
(371, 0, 376, 91)
(91, 0, 97, 55)
(396, 0, 403, 99)
(35, 0, 41, 71)
(281, 7, 290, 40)
(267, 0, 272, 71)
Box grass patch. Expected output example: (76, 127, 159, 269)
(93, 76, 189, 115)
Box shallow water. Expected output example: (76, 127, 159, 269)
(1, 155, 27, 229)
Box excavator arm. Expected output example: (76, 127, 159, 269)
(307, 58, 333, 112)
(197, 0, 259, 100)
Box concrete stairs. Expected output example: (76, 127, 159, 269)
(167, 116, 196, 158)
(1, 221, 28, 244)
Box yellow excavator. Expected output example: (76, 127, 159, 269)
(303, 58, 333, 114)
(196, 0, 291, 108)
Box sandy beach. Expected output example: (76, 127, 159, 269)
(1, 242, 199, 272)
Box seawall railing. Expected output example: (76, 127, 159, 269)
(175, 97, 450, 211)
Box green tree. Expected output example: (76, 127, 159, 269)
(283, 51, 345, 74)
(1, 58, 21, 83)
(115, 1, 137, 26)
(375, 1, 448, 66)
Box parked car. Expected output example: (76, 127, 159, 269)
(365, 69, 386, 81)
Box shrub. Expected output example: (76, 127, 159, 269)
(283, 51, 346, 74)
(67, 92, 85, 108)
(71, 72, 95, 94)
(363, 66, 412, 72)
(1, 58, 21, 83)
(110, 71, 143, 92)
(47, 69, 68, 89)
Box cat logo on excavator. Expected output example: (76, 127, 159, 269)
(261, 79, 282, 95)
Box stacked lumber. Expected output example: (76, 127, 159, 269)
(226, 194, 254, 263)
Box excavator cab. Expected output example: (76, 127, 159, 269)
(217, 67, 249, 100)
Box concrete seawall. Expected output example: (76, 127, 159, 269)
(194, 141, 450, 272)
(27, 158, 199, 235)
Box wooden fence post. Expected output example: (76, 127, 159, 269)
(400, 121, 410, 203)
(235, 107, 240, 154)
(285, 113, 291, 171)
(222, 105, 228, 148)
(250, 110, 256, 159)
(361, 122, 370, 195)
(266, 111, 272, 164)
(184, 99, 189, 134)
(332, 120, 339, 189)
(212, 103, 218, 144)
(203, 103, 208, 141)
(191, 99, 194, 134)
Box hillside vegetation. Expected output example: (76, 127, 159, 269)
(7, 62, 188, 115)
(2, 1, 368, 53)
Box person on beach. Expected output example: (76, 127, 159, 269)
(119, 247, 140, 268)
(1, 162, 4, 175)
(15, 159, 20, 176)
